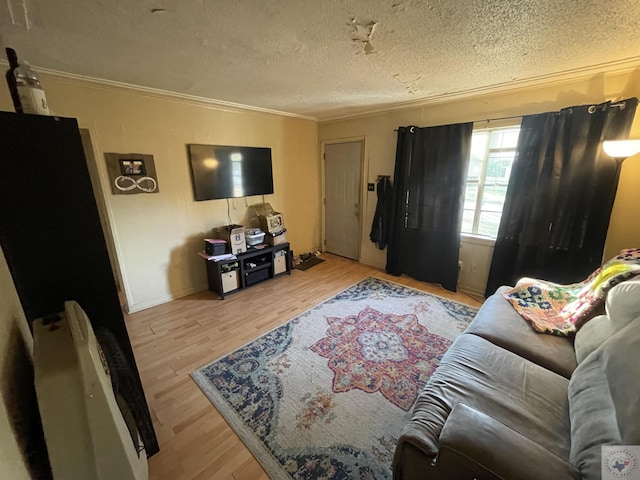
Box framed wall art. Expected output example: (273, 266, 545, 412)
(105, 153, 159, 195)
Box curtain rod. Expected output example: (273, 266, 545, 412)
(393, 100, 630, 131)
(393, 114, 521, 131)
(469, 101, 628, 124)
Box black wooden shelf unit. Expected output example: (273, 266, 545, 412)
(204, 243, 291, 299)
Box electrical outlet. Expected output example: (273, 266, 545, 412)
(367, 183, 375, 191)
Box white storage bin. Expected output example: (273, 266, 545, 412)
(221, 271, 239, 293)
(274, 255, 287, 275)
(245, 228, 265, 246)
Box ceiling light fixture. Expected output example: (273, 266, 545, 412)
(602, 139, 640, 159)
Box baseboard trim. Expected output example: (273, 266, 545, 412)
(458, 284, 486, 299)
(124, 284, 207, 313)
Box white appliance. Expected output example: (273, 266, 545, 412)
(33, 301, 148, 480)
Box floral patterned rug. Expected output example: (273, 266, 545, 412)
(191, 277, 477, 479)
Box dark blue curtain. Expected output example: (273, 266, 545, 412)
(386, 123, 473, 292)
(485, 98, 638, 296)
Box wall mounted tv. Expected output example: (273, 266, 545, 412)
(187, 144, 274, 201)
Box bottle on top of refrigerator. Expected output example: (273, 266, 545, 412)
(5, 48, 23, 113)
(5, 48, 50, 115)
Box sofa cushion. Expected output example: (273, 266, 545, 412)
(569, 315, 640, 480)
(574, 278, 640, 364)
(573, 315, 612, 364)
(435, 403, 580, 480)
(465, 287, 577, 378)
(568, 352, 620, 480)
(398, 333, 571, 463)
(606, 277, 640, 331)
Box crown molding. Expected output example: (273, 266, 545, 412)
(317, 56, 640, 123)
(0, 61, 318, 122)
(3, 55, 639, 124)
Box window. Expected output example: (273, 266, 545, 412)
(461, 125, 520, 238)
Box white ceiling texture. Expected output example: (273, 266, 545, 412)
(1, 0, 640, 120)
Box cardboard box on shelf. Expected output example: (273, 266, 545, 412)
(258, 213, 284, 235)
(265, 230, 287, 246)
(248, 202, 285, 234)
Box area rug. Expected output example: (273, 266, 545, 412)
(191, 277, 478, 479)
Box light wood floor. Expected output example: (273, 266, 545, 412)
(124, 253, 483, 480)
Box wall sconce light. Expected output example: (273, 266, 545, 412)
(602, 139, 640, 159)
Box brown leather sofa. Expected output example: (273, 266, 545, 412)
(393, 279, 640, 480)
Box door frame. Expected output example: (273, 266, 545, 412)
(79, 127, 128, 306)
(320, 137, 367, 262)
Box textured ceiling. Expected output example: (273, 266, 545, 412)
(1, 0, 640, 120)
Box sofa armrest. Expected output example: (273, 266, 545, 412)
(435, 403, 580, 480)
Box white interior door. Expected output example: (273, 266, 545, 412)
(324, 141, 362, 260)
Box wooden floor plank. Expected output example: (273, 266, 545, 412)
(129, 254, 482, 479)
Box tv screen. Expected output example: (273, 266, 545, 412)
(187, 144, 274, 201)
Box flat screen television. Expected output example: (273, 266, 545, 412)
(187, 144, 274, 201)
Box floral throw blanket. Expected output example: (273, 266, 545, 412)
(503, 248, 640, 336)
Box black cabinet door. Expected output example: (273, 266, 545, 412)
(0, 111, 159, 456)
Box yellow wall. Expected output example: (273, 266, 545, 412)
(0, 76, 321, 466)
(0, 75, 320, 312)
(0, 250, 33, 480)
(319, 68, 640, 270)
(0, 68, 637, 312)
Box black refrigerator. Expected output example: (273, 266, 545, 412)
(0, 111, 159, 457)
